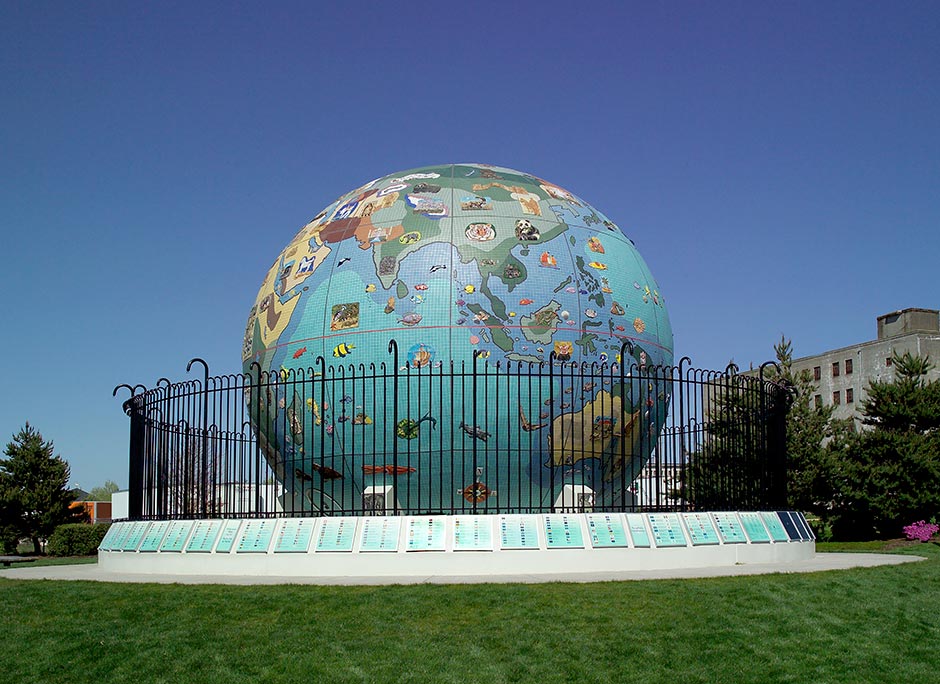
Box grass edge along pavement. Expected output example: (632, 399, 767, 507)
(2, 543, 939, 683)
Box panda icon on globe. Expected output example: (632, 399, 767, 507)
(243, 163, 673, 515)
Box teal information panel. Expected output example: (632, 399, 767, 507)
(237, 520, 276, 553)
(275, 519, 316, 553)
(648, 513, 687, 547)
(98, 523, 124, 551)
(625, 514, 651, 548)
(139, 521, 170, 552)
(120, 522, 150, 551)
(683, 513, 720, 546)
(215, 520, 243, 553)
(739, 512, 770, 543)
(587, 513, 629, 548)
(761, 512, 789, 542)
(186, 521, 224, 552)
(406, 517, 446, 551)
(107, 522, 132, 551)
(359, 517, 401, 552)
(544, 514, 584, 548)
(712, 513, 748, 544)
(315, 518, 356, 552)
(454, 516, 494, 551)
(498, 515, 540, 549)
(159, 521, 194, 552)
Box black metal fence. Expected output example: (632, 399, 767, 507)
(114, 341, 789, 520)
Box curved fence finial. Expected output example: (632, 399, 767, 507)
(759, 360, 781, 384)
(186, 358, 209, 384)
(112, 383, 136, 398)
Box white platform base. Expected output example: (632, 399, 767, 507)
(98, 511, 816, 579)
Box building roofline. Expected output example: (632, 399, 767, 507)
(876, 307, 939, 321)
(790, 330, 940, 365)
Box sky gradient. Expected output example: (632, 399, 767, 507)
(2, 1, 938, 490)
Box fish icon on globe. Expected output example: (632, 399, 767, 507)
(399, 312, 422, 326)
(333, 342, 355, 358)
(459, 421, 491, 442)
(363, 464, 418, 475)
(587, 236, 605, 253)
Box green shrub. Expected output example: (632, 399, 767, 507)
(825, 431, 940, 540)
(47, 523, 111, 556)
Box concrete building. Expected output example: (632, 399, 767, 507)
(790, 308, 940, 424)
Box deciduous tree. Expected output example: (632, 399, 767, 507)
(87, 480, 119, 502)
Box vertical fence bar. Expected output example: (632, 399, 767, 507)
(126, 396, 145, 520)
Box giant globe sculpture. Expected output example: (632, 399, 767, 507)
(244, 163, 673, 515)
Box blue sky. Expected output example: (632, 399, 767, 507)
(2, 1, 938, 490)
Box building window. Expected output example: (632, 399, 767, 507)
(845, 359, 853, 374)
(886, 357, 893, 367)
(846, 388, 854, 404)
(814, 395, 822, 409)
(833, 391, 841, 405)
(814, 366, 821, 381)
(832, 362, 840, 377)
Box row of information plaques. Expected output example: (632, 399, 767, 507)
(99, 511, 814, 555)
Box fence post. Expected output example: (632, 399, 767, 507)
(186, 358, 210, 517)
(547, 352, 556, 511)
(388, 340, 399, 511)
(471, 349, 480, 513)
(114, 385, 145, 520)
(760, 361, 784, 509)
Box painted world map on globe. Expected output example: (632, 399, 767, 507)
(244, 163, 673, 513)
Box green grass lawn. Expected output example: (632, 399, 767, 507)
(2, 543, 939, 684)
(1, 555, 98, 568)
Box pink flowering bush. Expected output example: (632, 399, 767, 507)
(902, 520, 939, 542)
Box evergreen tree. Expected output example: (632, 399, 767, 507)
(0, 484, 22, 553)
(861, 351, 940, 434)
(766, 336, 850, 514)
(0, 423, 86, 554)
(824, 351, 940, 539)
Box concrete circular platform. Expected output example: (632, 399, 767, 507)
(0, 553, 923, 585)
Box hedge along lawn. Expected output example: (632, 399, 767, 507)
(2, 545, 939, 684)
